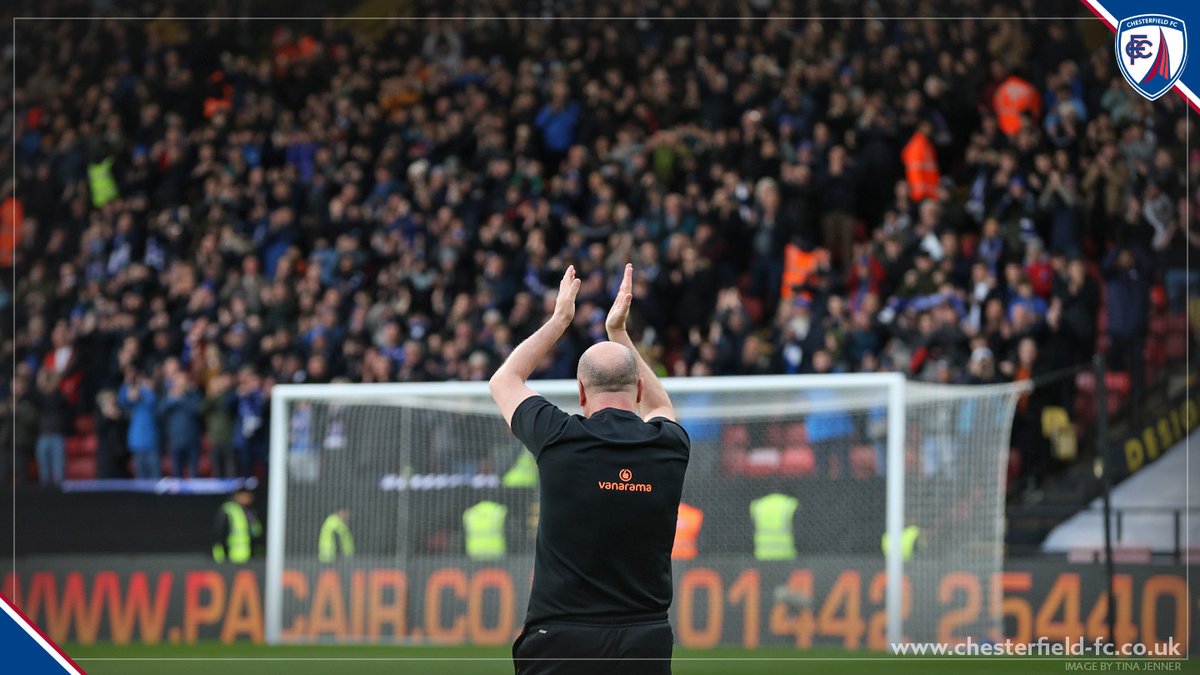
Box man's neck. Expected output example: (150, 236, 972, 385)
(584, 393, 637, 418)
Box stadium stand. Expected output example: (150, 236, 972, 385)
(5, 1, 1195, 495)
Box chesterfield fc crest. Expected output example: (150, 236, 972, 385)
(1115, 14, 1187, 101)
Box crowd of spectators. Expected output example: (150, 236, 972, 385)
(4, 1, 1197, 487)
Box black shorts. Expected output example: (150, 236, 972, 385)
(512, 618, 673, 675)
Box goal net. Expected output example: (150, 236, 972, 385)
(265, 374, 1026, 649)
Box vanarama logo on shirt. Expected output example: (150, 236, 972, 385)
(599, 468, 653, 493)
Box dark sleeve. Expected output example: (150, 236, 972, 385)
(651, 417, 691, 455)
(510, 395, 571, 459)
(1135, 246, 1153, 275)
(1101, 247, 1119, 276)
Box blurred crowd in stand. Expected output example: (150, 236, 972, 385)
(4, 0, 1196, 487)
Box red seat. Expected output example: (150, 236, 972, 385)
(722, 447, 747, 475)
(1166, 314, 1189, 334)
(1150, 285, 1167, 311)
(1149, 315, 1167, 338)
(73, 415, 95, 436)
(65, 456, 93, 480)
(1105, 371, 1131, 398)
(1166, 334, 1187, 360)
(849, 445, 877, 478)
(722, 424, 750, 450)
(1072, 394, 1095, 426)
(1145, 359, 1160, 384)
(784, 422, 808, 446)
(1075, 371, 1129, 412)
(65, 437, 85, 458)
(721, 425, 750, 474)
(765, 423, 785, 448)
(780, 446, 816, 476)
(1146, 340, 1166, 369)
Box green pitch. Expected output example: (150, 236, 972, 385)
(66, 643, 1199, 674)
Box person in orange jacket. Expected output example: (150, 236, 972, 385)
(992, 73, 1042, 137)
(672, 502, 704, 560)
(901, 120, 940, 203)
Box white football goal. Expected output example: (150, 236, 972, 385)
(265, 373, 1026, 649)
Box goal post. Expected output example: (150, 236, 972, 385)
(265, 374, 1026, 648)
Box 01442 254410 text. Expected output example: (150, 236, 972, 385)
(6, 557, 1196, 652)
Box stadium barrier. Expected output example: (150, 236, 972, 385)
(7, 555, 1196, 653)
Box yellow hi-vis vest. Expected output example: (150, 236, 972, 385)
(213, 502, 259, 563)
(87, 157, 118, 208)
(750, 493, 798, 560)
(463, 500, 507, 560)
(501, 451, 538, 488)
(318, 513, 355, 562)
(881, 525, 921, 561)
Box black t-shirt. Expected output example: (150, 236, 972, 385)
(511, 395, 690, 625)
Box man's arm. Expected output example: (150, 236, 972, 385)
(489, 266, 581, 427)
(606, 263, 675, 422)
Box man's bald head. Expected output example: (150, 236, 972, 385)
(578, 342, 639, 394)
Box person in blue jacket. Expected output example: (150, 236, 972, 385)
(805, 350, 855, 478)
(232, 366, 268, 478)
(534, 80, 581, 165)
(158, 373, 204, 477)
(1103, 245, 1151, 397)
(118, 368, 160, 479)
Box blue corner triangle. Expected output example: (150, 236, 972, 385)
(0, 593, 86, 674)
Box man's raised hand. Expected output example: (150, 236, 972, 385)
(554, 265, 582, 323)
(606, 263, 634, 337)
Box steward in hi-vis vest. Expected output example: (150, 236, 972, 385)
(502, 450, 538, 487)
(464, 500, 508, 560)
(318, 508, 355, 562)
(750, 493, 799, 560)
(213, 487, 262, 563)
(881, 524, 921, 561)
(87, 156, 118, 208)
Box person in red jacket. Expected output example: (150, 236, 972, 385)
(42, 320, 81, 408)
